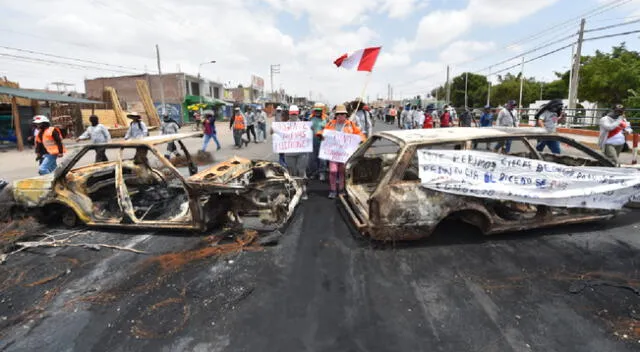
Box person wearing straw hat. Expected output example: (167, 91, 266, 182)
(124, 112, 148, 140)
(308, 103, 328, 181)
(317, 104, 365, 199)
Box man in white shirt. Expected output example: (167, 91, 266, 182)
(599, 104, 632, 165)
(494, 100, 518, 153)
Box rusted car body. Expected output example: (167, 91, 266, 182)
(12, 133, 302, 230)
(340, 127, 634, 241)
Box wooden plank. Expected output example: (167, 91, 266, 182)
(104, 87, 127, 126)
(11, 96, 24, 151)
(136, 80, 161, 127)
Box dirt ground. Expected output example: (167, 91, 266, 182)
(1, 180, 640, 352)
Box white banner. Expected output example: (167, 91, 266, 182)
(418, 149, 640, 210)
(272, 121, 313, 153)
(319, 130, 362, 163)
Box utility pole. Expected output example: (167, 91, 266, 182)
(270, 64, 280, 103)
(518, 56, 525, 110)
(445, 65, 451, 104)
(568, 19, 585, 111)
(567, 44, 575, 101)
(464, 72, 469, 108)
(487, 66, 493, 106)
(156, 44, 166, 115)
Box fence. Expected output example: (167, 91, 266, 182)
(514, 108, 640, 129)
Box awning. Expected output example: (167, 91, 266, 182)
(184, 95, 230, 106)
(0, 86, 104, 104)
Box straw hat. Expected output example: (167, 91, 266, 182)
(335, 104, 348, 114)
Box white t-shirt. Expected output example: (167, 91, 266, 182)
(606, 130, 626, 145)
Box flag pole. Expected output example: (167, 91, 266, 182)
(353, 72, 372, 115)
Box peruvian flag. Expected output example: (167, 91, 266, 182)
(334, 46, 382, 72)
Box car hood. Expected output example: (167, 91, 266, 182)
(187, 157, 266, 190)
(12, 174, 55, 207)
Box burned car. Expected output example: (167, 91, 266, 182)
(11, 133, 302, 230)
(340, 127, 640, 241)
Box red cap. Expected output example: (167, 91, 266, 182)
(363, 105, 370, 111)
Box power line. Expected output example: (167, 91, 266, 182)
(0, 45, 142, 72)
(489, 44, 575, 77)
(583, 18, 640, 32)
(475, 33, 578, 73)
(583, 28, 640, 42)
(0, 53, 137, 74)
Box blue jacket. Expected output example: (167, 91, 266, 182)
(480, 112, 493, 127)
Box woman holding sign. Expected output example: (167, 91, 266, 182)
(271, 105, 312, 200)
(317, 104, 365, 199)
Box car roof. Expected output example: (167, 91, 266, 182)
(377, 127, 551, 145)
(85, 132, 203, 147)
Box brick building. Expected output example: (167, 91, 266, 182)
(84, 73, 224, 122)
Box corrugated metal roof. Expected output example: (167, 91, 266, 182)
(0, 86, 104, 104)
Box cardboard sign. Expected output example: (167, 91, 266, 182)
(272, 121, 313, 153)
(319, 130, 362, 163)
(417, 149, 640, 210)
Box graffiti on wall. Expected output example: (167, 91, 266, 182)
(155, 103, 182, 123)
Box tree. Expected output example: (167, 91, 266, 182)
(578, 43, 640, 107)
(431, 72, 488, 107)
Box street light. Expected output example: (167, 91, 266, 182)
(197, 60, 217, 116)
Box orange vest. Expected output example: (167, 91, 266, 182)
(233, 115, 245, 130)
(318, 120, 366, 141)
(36, 127, 67, 155)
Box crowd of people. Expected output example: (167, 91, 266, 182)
(26, 99, 633, 181)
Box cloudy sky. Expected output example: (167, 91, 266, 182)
(1, 0, 639, 104)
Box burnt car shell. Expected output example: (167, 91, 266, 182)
(11, 133, 302, 230)
(340, 127, 627, 241)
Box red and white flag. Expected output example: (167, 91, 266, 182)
(334, 46, 382, 72)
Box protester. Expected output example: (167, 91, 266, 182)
(229, 107, 249, 148)
(413, 106, 425, 129)
(449, 106, 458, 126)
(77, 114, 111, 162)
(400, 104, 411, 130)
(202, 112, 221, 152)
(274, 106, 283, 122)
(33, 115, 66, 175)
(535, 99, 565, 154)
(256, 106, 268, 142)
(246, 107, 257, 143)
(480, 105, 494, 127)
(308, 103, 327, 181)
(160, 114, 181, 159)
(599, 104, 632, 165)
(193, 112, 202, 131)
(494, 100, 518, 153)
(440, 106, 452, 128)
(317, 104, 365, 199)
(272, 105, 310, 199)
(423, 104, 435, 128)
(124, 112, 148, 140)
(354, 104, 373, 138)
(387, 105, 396, 125)
(458, 108, 476, 127)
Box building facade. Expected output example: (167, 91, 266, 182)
(84, 73, 224, 122)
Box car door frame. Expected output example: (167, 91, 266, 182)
(114, 144, 203, 230)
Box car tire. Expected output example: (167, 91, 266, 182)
(36, 204, 79, 228)
(61, 207, 79, 228)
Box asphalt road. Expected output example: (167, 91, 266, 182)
(1, 120, 640, 351)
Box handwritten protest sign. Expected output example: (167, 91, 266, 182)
(272, 121, 313, 153)
(417, 149, 640, 210)
(319, 130, 362, 163)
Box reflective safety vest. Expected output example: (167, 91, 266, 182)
(233, 115, 245, 130)
(35, 127, 67, 155)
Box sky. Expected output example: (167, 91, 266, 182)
(0, 0, 639, 105)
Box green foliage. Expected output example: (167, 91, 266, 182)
(426, 44, 639, 110)
(579, 43, 640, 107)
